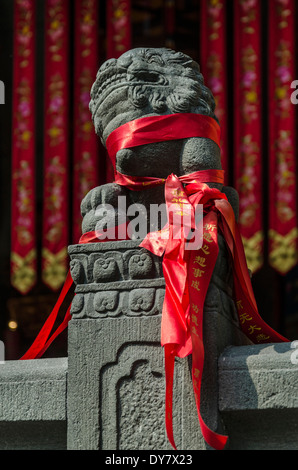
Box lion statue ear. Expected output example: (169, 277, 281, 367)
(89, 47, 218, 144)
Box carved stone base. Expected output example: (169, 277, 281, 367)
(67, 240, 250, 450)
(69, 241, 164, 320)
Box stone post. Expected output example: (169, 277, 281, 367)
(66, 236, 250, 450)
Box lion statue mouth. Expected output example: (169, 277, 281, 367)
(89, 48, 217, 144)
(93, 67, 168, 105)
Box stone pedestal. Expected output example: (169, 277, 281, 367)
(67, 239, 250, 450)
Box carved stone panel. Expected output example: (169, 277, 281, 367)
(68, 238, 237, 328)
(100, 343, 176, 450)
(68, 241, 165, 319)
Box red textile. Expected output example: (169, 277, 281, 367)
(73, 0, 100, 244)
(268, 0, 298, 274)
(106, 113, 221, 170)
(106, 0, 131, 59)
(42, 0, 70, 291)
(11, 0, 37, 295)
(200, 0, 228, 182)
(234, 0, 264, 274)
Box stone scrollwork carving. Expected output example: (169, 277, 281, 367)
(93, 257, 120, 283)
(128, 253, 154, 279)
(94, 291, 119, 317)
(69, 258, 86, 285)
(129, 288, 156, 315)
(68, 241, 166, 319)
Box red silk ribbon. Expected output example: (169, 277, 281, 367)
(106, 113, 221, 169)
(136, 172, 289, 450)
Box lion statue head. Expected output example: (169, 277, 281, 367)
(89, 48, 218, 147)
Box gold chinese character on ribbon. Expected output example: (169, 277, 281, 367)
(193, 267, 205, 278)
(248, 324, 262, 335)
(204, 223, 216, 232)
(203, 232, 213, 243)
(194, 256, 206, 267)
(239, 312, 253, 324)
(191, 280, 201, 291)
(201, 244, 210, 255)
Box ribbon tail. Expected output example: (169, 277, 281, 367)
(215, 199, 289, 343)
(188, 211, 228, 450)
(199, 415, 228, 450)
(191, 329, 228, 450)
(34, 306, 72, 359)
(164, 344, 177, 450)
(20, 270, 73, 360)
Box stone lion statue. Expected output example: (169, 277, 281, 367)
(81, 47, 238, 237)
